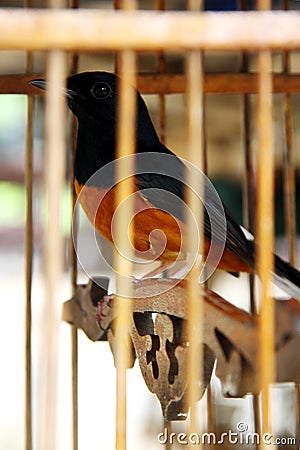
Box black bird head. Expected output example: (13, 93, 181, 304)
(29, 71, 165, 183)
(66, 71, 119, 124)
(30, 71, 158, 139)
(30, 71, 120, 122)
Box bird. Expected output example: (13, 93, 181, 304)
(30, 71, 300, 299)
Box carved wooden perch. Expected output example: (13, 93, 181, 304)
(63, 277, 300, 421)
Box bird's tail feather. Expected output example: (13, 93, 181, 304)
(273, 254, 300, 300)
(247, 240, 300, 300)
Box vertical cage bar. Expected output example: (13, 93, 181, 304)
(41, 48, 67, 450)
(158, 7, 170, 448)
(41, 7, 68, 450)
(24, 2, 34, 448)
(185, 47, 204, 447)
(68, 2, 79, 450)
(240, 0, 257, 315)
(241, 2, 260, 443)
(282, 2, 300, 446)
(156, 0, 166, 144)
(242, 71, 255, 239)
(185, 1, 204, 444)
(114, 48, 137, 450)
(114, 3, 137, 449)
(70, 141, 79, 450)
(241, 73, 258, 328)
(156, 1, 171, 444)
(113, 4, 137, 449)
(282, 0, 297, 267)
(256, 2, 275, 442)
(283, 85, 297, 266)
(25, 79, 34, 450)
(257, 3, 274, 448)
(297, 388, 300, 448)
(70, 298, 78, 450)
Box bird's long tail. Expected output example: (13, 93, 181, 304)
(247, 240, 300, 300)
(273, 253, 300, 300)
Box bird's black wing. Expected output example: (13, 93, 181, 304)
(135, 146, 254, 269)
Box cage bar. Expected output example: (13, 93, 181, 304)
(185, 49, 204, 444)
(5, 72, 300, 96)
(114, 51, 136, 449)
(257, 49, 276, 449)
(41, 49, 67, 450)
(2, 10, 300, 51)
(114, 43, 137, 450)
(155, 0, 166, 144)
(25, 79, 33, 450)
(69, 7, 79, 448)
(185, 0, 204, 441)
(112, 8, 138, 450)
(282, 0, 297, 268)
(24, 2, 34, 448)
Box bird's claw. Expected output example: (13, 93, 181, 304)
(96, 294, 114, 329)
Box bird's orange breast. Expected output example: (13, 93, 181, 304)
(75, 179, 252, 273)
(75, 178, 187, 262)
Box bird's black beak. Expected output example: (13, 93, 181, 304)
(28, 79, 47, 91)
(28, 79, 78, 99)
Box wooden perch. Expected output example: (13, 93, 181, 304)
(63, 277, 300, 421)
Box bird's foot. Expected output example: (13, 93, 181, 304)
(96, 294, 114, 329)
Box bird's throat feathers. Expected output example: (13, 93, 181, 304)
(74, 97, 162, 187)
(74, 119, 117, 185)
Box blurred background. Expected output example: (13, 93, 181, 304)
(0, 1, 300, 449)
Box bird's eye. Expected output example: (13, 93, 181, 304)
(90, 82, 112, 100)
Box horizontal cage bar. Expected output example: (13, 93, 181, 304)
(3, 73, 300, 96)
(1, 10, 300, 51)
